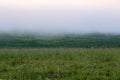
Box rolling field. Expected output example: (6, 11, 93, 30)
(0, 48, 120, 80)
(0, 34, 120, 48)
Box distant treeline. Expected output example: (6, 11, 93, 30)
(0, 33, 120, 48)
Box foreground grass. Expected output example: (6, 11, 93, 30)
(0, 48, 120, 80)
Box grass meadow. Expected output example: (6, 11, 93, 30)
(0, 48, 120, 80)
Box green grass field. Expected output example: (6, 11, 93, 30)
(0, 48, 120, 80)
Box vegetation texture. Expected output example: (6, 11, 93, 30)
(0, 33, 120, 48)
(0, 48, 120, 80)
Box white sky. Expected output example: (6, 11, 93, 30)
(0, 0, 120, 10)
(0, 0, 120, 34)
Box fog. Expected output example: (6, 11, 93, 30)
(0, 0, 120, 34)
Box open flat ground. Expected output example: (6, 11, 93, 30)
(0, 48, 120, 80)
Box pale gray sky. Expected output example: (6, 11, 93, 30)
(0, 0, 120, 34)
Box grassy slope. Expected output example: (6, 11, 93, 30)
(0, 48, 120, 80)
(0, 33, 120, 48)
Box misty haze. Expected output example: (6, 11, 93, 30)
(0, 0, 120, 34)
